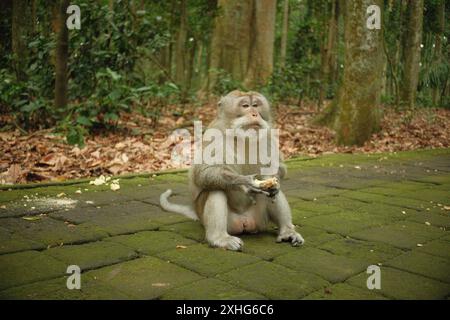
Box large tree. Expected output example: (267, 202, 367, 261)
(207, 0, 276, 91)
(54, 0, 70, 110)
(399, 0, 424, 108)
(334, 0, 384, 146)
(12, 0, 33, 81)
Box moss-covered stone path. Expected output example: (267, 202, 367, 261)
(0, 149, 449, 299)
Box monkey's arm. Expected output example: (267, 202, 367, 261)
(193, 164, 271, 196)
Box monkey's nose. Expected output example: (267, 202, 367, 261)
(251, 112, 258, 118)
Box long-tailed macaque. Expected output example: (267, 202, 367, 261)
(160, 90, 304, 251)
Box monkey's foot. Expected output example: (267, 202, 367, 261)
(276, 228, 305, 246)
(228, 215, 258, 235)
(208, 235, 243, 251)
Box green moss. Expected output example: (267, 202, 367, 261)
(303, 283, 387, 300)
(86, 256, 203, 299)
(45, 241, 138, 271)
(156, 244, 260, 277)
(106, 231, 197, 255)
(217, 261, 329, 299)
(346, 267, 450, 299)
(0, 251, 66, 290)
(274, 248, 368, 283)
(162, 278, 265, 300)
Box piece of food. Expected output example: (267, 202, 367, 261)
(253, 177, 279, 190)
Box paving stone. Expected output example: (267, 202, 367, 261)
(294, 225, 342, 247)
(318, 196, 368, 211)
(0, 217, 107, 247)
(319, 238, 404, 265)
(45, 241, 138, 271)
(284, 184, 344, 201)
(160, 221, 205, 242)
(301, 211, 393, 236)
(303, 283, 387, 300)
(416, 240, 450, 259)
(342, 190, 436, 212)
(86, 256, 202, 299)
(0, 275, 131, 299)
(0, 226, 45, 254)
(346, 267, 450, 299)
(239, 232, 304, 260)
(0, 251, 66, 290)
(51, 201, 189, 236)
(350, 221, 447, 249)
(156, 244, 260, 277)
(274, 247, 368, 283)
(404, 211, 450, 228)
(161, 278, 265, 300)
(385, 251, 450, 283)
(106, 231, 197, 255)
(291, 199, 342, 220)
(217, 261, 329, 299)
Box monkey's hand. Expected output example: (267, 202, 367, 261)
(237, 174, 270, 197)
(277, 225, 305, 246)
(251, 176, 280, 198)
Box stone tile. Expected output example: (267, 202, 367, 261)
(346, 267, 450, 299)
(160, 221, 205, 242)
(303, 283, 387, 300)
(87, 256, 202, 299)
(294, 225, 342, 247)
(385, 251, 450, 283)
(156, 244, 260, 277)
(51, 201, 189, 236)
(0, 217, 107, 247)
(0, 226, 45, 254)
(416, 240, 450, 259)
(46, 241, 138, 271)
(301, 211, 393, 236)
(350, 221, 447, 249)
(319, 238, 404, 265)
(0, 251, 66, 290)
(161, 278, 265, 300)
(404, 211, 450, 228)
(274, 247, 368, 283)
(239, 232, 303, 260)
(342, 191, 435, 212)
(0, 275, 131, 299)
(106, 231, 197, 255)
(217, 261, 329, 299)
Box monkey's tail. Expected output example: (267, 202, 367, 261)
(159, 189, 199, 221)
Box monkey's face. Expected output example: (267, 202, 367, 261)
(223, 93, 271, 130)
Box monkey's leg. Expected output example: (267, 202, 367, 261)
(203, 191, 243, 251)
(267, 191, 304, 246)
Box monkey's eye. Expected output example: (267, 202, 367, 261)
(242, 103, 250, 108)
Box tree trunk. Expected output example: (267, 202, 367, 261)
(208, 0, 276, 91)
(334, 0, 384, 146)
(12, 0, 32, 81)
(208, 0, 253, 91)
(432, 0, 445, 106)
(54, 0, 70, 110)
(0, 0, 12, 59)
(279, 0, 289, 68)
(175, 0, 187, 93)
(244, 0, 277, 88)
(399, 0, 423, 109)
